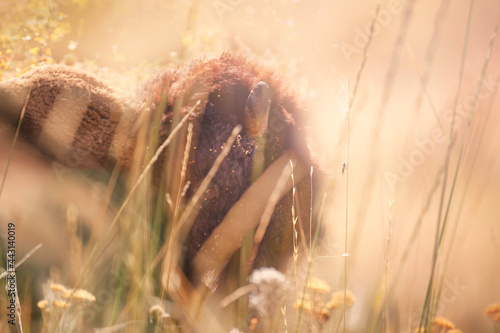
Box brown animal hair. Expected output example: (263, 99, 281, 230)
(0, 53, 318, 288)
(142, 54, 314, 269)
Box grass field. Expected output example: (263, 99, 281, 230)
(0, 0, 500, 332)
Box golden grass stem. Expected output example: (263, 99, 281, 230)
(403, 0, 450, 151)
(290, 160, 299, 328)
(85, 100, 199, 269)
(193, 151, 306, 290)
(309, 166, 314, 333)
(419, 0, 475, 330)
(433, 10, 500, 319)
(161, 124, 242, 294)
(282, 306, 288, 333)
(437, 5, 499, 250)
(404, 43, 443, 131)
(351, 0, 417, 264)
(0, 244, 43, 280)
(309, 167, 313, 256)
(0, 87, 30, 201)
(0, 244, 41, 332)
(297, 192, 327, 331)
(13, 284, 24, 333)
(343, 79, 351, 333)
(349, 4, 379, 110)
(58, 101, 201, 331)
(174, 121, 193, 222)
(382, 200, 394, 333)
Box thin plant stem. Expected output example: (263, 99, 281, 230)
(434, 11, 500, 316)
(160, 125, 242, 297)
(404, 43, 443, 130)
(351, 0, 417, 262)
(0, 244, 43, 280)
(0, 87, 31, 201)
(66, 100, 200, 317)
(350, 4, 380, 110)
(290, 160, 299, 329)
(343, 79, 351, 333)
(403, 0, 450, 150)
(419, 0, 475, 330)
(383, 200, 395, 333)
(297, 193, 328, 331)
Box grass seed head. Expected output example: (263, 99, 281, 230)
(327, 290, 356, 309)
(485, 303, 500, 322)
(307, 277, 332, 294)
(432, 316, 455, 331)
(37, 300, 49, 310)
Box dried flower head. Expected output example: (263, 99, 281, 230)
(249, 267, 287, 286)
(307, 277, 332, 294)
(314, 308, 331, 325)
(414, 316, 460, 333)
(49, 282, 96, 303)
(432, 316, 455, 331)
(485, 303, 500, 322)
(52, 300, 70, 309)
(248, 267, 287, 310)
(296, 297, 312, 312)
(229, 329, 244, 333)
(296, 287, 356, 330)
(248, 267, 288, 331)
(38, 282, 96, 333)
(70, 288, 96, 302)
(50, 283, 70, 296)
(248, 316, 259, 331)
(149, 304, 168, 322)
(149, 304, 175, 332)
(327, 290, 356, 309)
(37, 300, 49, 310)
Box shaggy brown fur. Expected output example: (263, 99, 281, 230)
(143, 54, 315, 270)
(0, 53, 318, 283)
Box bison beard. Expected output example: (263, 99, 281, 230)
(0, 53, 318, 293)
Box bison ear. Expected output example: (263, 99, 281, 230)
(244, 81, 270, 137)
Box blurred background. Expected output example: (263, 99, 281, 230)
(0, 0, 499, 332)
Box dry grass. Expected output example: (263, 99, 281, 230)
(0, 1, 499, 332)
